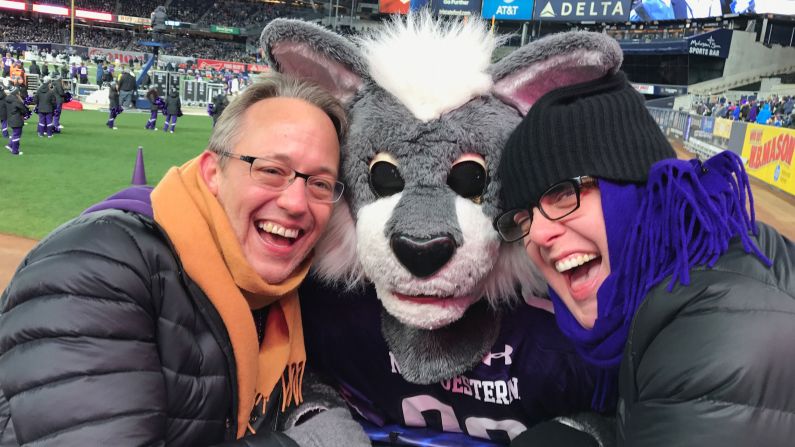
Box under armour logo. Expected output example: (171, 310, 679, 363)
(482, 344, 513, 366)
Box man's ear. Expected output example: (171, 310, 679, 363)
(199, 150, 221, 196)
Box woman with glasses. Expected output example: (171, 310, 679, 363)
(496, 72, 795, 446)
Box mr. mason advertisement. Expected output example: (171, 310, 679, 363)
(742, 124, 795, 196)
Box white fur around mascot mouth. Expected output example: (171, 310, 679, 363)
(356, 194, 500, 330)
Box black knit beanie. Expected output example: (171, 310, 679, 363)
(499, 71, 676, 211)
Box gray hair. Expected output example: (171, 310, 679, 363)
(207, 72, 348, 169)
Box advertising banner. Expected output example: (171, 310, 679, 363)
(247, 63, 269, 73)
(686, 29, 732, 59)
(380, 0, 410, 13)
(631, 82, 654, 95)
(700, 116, 715, 134)
(731, 0, 795, 15)
(741, 124, 795, 196)
(196, 58, 246, 72)
(713, 118, 732, 139)
(481, 0, 534, 20)
(629, 0, 723, 21)
(210, 25, 241, 35)
(117, 15, 149, 25)
(432, 0, 483, 16)
(534, 0, 631, 22)
(89, 47, 150, 64)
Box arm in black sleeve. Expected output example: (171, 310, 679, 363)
(0, 214, 169, 446)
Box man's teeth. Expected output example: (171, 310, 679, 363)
(555, 254, 598, 273)
(258, 221, 299, 239)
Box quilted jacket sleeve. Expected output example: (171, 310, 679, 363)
(0, 213, 169, 446)
(618, 264, 795, 446)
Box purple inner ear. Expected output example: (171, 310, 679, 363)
(493, 50, 614, 116)
(272, 42, 362, 104)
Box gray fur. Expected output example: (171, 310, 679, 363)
(382, 302, 501, 384)
(489, 31, 622, 81)
(260, 19, 369, 103)
(555, 413, 618, 447)
(262, 18, 622, 384)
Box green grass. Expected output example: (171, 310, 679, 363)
(0, 109, 213, 239)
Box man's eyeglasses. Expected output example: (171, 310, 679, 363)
(494, 176, 597, 242)
(220, 152, 345, 204)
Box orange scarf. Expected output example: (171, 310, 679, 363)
(151, 157, 308, 439)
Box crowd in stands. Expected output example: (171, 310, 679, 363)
(0, 15, 64, 44)
(0, 14, 257, 63)
(45, 0, 116, 10)
(196, 1, 309, 28)
(694, 95, 795, 128)
(129, 34, 254, 62)
(116, 0, 165, 19)
(73, 26, 135, 50)
(168, 0, 213, 23)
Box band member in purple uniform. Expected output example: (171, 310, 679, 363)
(5, 87, 29, 155)
(163, 89, 181, 133)
(145, 87, 160, 130)
(34, 77, 57, 138)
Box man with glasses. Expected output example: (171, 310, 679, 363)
(0, 73, 369, 447)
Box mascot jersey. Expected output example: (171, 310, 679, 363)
(300, 280, 596, 445)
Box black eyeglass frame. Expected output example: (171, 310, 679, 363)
(494, 176, 598, 243)
(219, 151, 345, 204)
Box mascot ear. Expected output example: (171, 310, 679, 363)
(489, 31, 623, 116)
(261, 19, 368, 105)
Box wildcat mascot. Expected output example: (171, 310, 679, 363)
(261, 12, 622, 446)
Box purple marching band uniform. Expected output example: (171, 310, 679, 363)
(5, 89, 30, 155)
(146, 90, 162, 130)
(163, 90, 181, 133)
(34, 82, 57, 138)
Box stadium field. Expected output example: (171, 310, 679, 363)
(0, 109, 212, 239)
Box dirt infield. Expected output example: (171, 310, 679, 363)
(0, 234, 37, 292)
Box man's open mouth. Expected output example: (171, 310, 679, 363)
(256, 220, 304, 247)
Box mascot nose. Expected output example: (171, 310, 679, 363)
(390, 234, 456, 278)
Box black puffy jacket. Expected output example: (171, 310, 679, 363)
(0, 210, 297, 446)
(617, 223, 795, 446)
(166, 92, 181, 116)
(34, 84, 56, 114)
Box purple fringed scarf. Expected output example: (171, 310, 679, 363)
(549, 150, 772, 411)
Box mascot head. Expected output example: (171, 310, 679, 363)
(262, 13, 622, 383)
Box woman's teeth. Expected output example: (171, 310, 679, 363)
(258, 221, 299, 239)
(555, 253, 598, 273)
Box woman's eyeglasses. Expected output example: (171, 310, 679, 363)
(494, 176, 597, 242)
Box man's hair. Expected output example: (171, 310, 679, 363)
(207, 72, 348, 169)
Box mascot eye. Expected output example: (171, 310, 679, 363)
(369, 153, 405, 197)
(447, 156, 488, 201)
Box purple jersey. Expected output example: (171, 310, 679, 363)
(299, 280, 596, 445)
